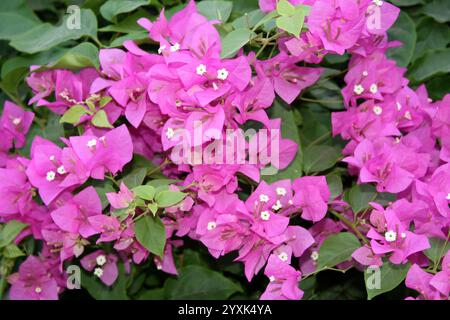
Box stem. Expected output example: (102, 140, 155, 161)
(329, 209, 369, 245)
(299, 97, 342, 104)
(105, 174, 120, 187)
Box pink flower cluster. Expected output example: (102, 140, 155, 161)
(0, 0, 447, 301)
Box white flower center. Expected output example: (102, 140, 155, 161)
(87, 139, 97, 148)
(404, 111, 412, 120)
(260, 210, 270, 221)
(373, 0, 383, 6)
(166, 127, 175, 139)
(384, 230, 397, 242)
(12, 118, 22, 126)
(35, 287, 42, 293)
(217, 68, 229, 80)
(196, 64, 207, 76)
(96, 254, 107, 266)
(46, 171, 56, 182)
(207, 221, 217, 230)
(278, 252, 288, 262)
(94, 267, 104, 278)
(57, 165, 66, 175)
(310, 251, 319, 261)
(373, 106, 382, 116)
(259, 194, 269, 203)
(353, 84, 364, 95)
(272, 200, 283, 211)
(370, 83, 378, 94)
(276, 187, 286, 196)
(158, 45, 166, 54)
(170, 43, 180, 52)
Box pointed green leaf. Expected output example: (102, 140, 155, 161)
(92, 109, 114, 128)
(60, 105, 89, 125)
(135, 215, 166, 257)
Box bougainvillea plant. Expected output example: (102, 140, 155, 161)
(0, 0, 449, 300)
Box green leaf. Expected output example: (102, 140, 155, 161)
(423, 0, 450, 23)
(100, 96, 112, 108)
(277, 0, 295, 16)
(100, 10, 153, 33)
(317, 232, 361, 270)
(0, 220, 28, 248)
(100, 0, 149, 22)
(303, 145, 341, 174)
(121, 167, 147, 189)
(147, 202, 158, 215)
(387, 11, 416, 67)
(220, 28, 254, 59)
(3, 244, 25, 258)
(60, 105, 89, 125)
(425, 238, 450, 264)
(345, 184, 377, 214)
(275, 5, 309, 38)
(165, 265, 242, 299)
(389, 0, 424, 6)
(132, 185, 155, 201)
(9, 9, 98, 54)
(137, 288, 165, 300)
(326, 173, 343, 201)
(197, 0, 233, 23)
(408, 48, 450, 83)
(135, 215, 166, 257)
(365, 262, 410, 300)
(231, 9, 266, 29)
(413, 17, 450, 62)
(308, 80, 344, 110)
(109, 31, 149, 48)
(146, 179, 180, 188)
(37, 43, 100, 71)
(82, 263, 129, 300)
(94, 181, 116, 210)
(155, 190, 187, 208)
(263, 99, 303, 183)
(92, 109, 114, 128)
(0, 1, 41, 40)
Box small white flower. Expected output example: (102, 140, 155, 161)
(272, 200, 283, 211)
(269, 276, 276, 282)
(396, 102, 402, 110)
(94, 267, 104, 278)
(35, 287, 42, 294)
(12, 118, 22, 126)
(354, 84, 364, 95)
(310, 251, 319, 261)
(373, 105, 383, 116)
(57, 165, 66, 175)
(87, 139, 97, 148)
(96, 254, 107, 266)
(404, 111, 412, 120)
(278, 252, 288, 262)
(158, 45, 166, 54)
(217, 68, 229, 80)
(400, 232, 407, 239)
(384, 230, 397, 242)
(46, 171, 56, 182)
(196, 64, 207, 76)
(156, 263, 162, 270)
(166, 128, 175, 139)
(362, 70, 369, 77)
(370, 83, 378, 94)
(175, 100, 182, 107)
(207, 221, 217, 230)
(170, 43, 180, 52)
(373, 0, 383, 6)
(259, 194, 269, 203)
(276, 187, 286, 196)
(260, 210, 270, 221)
